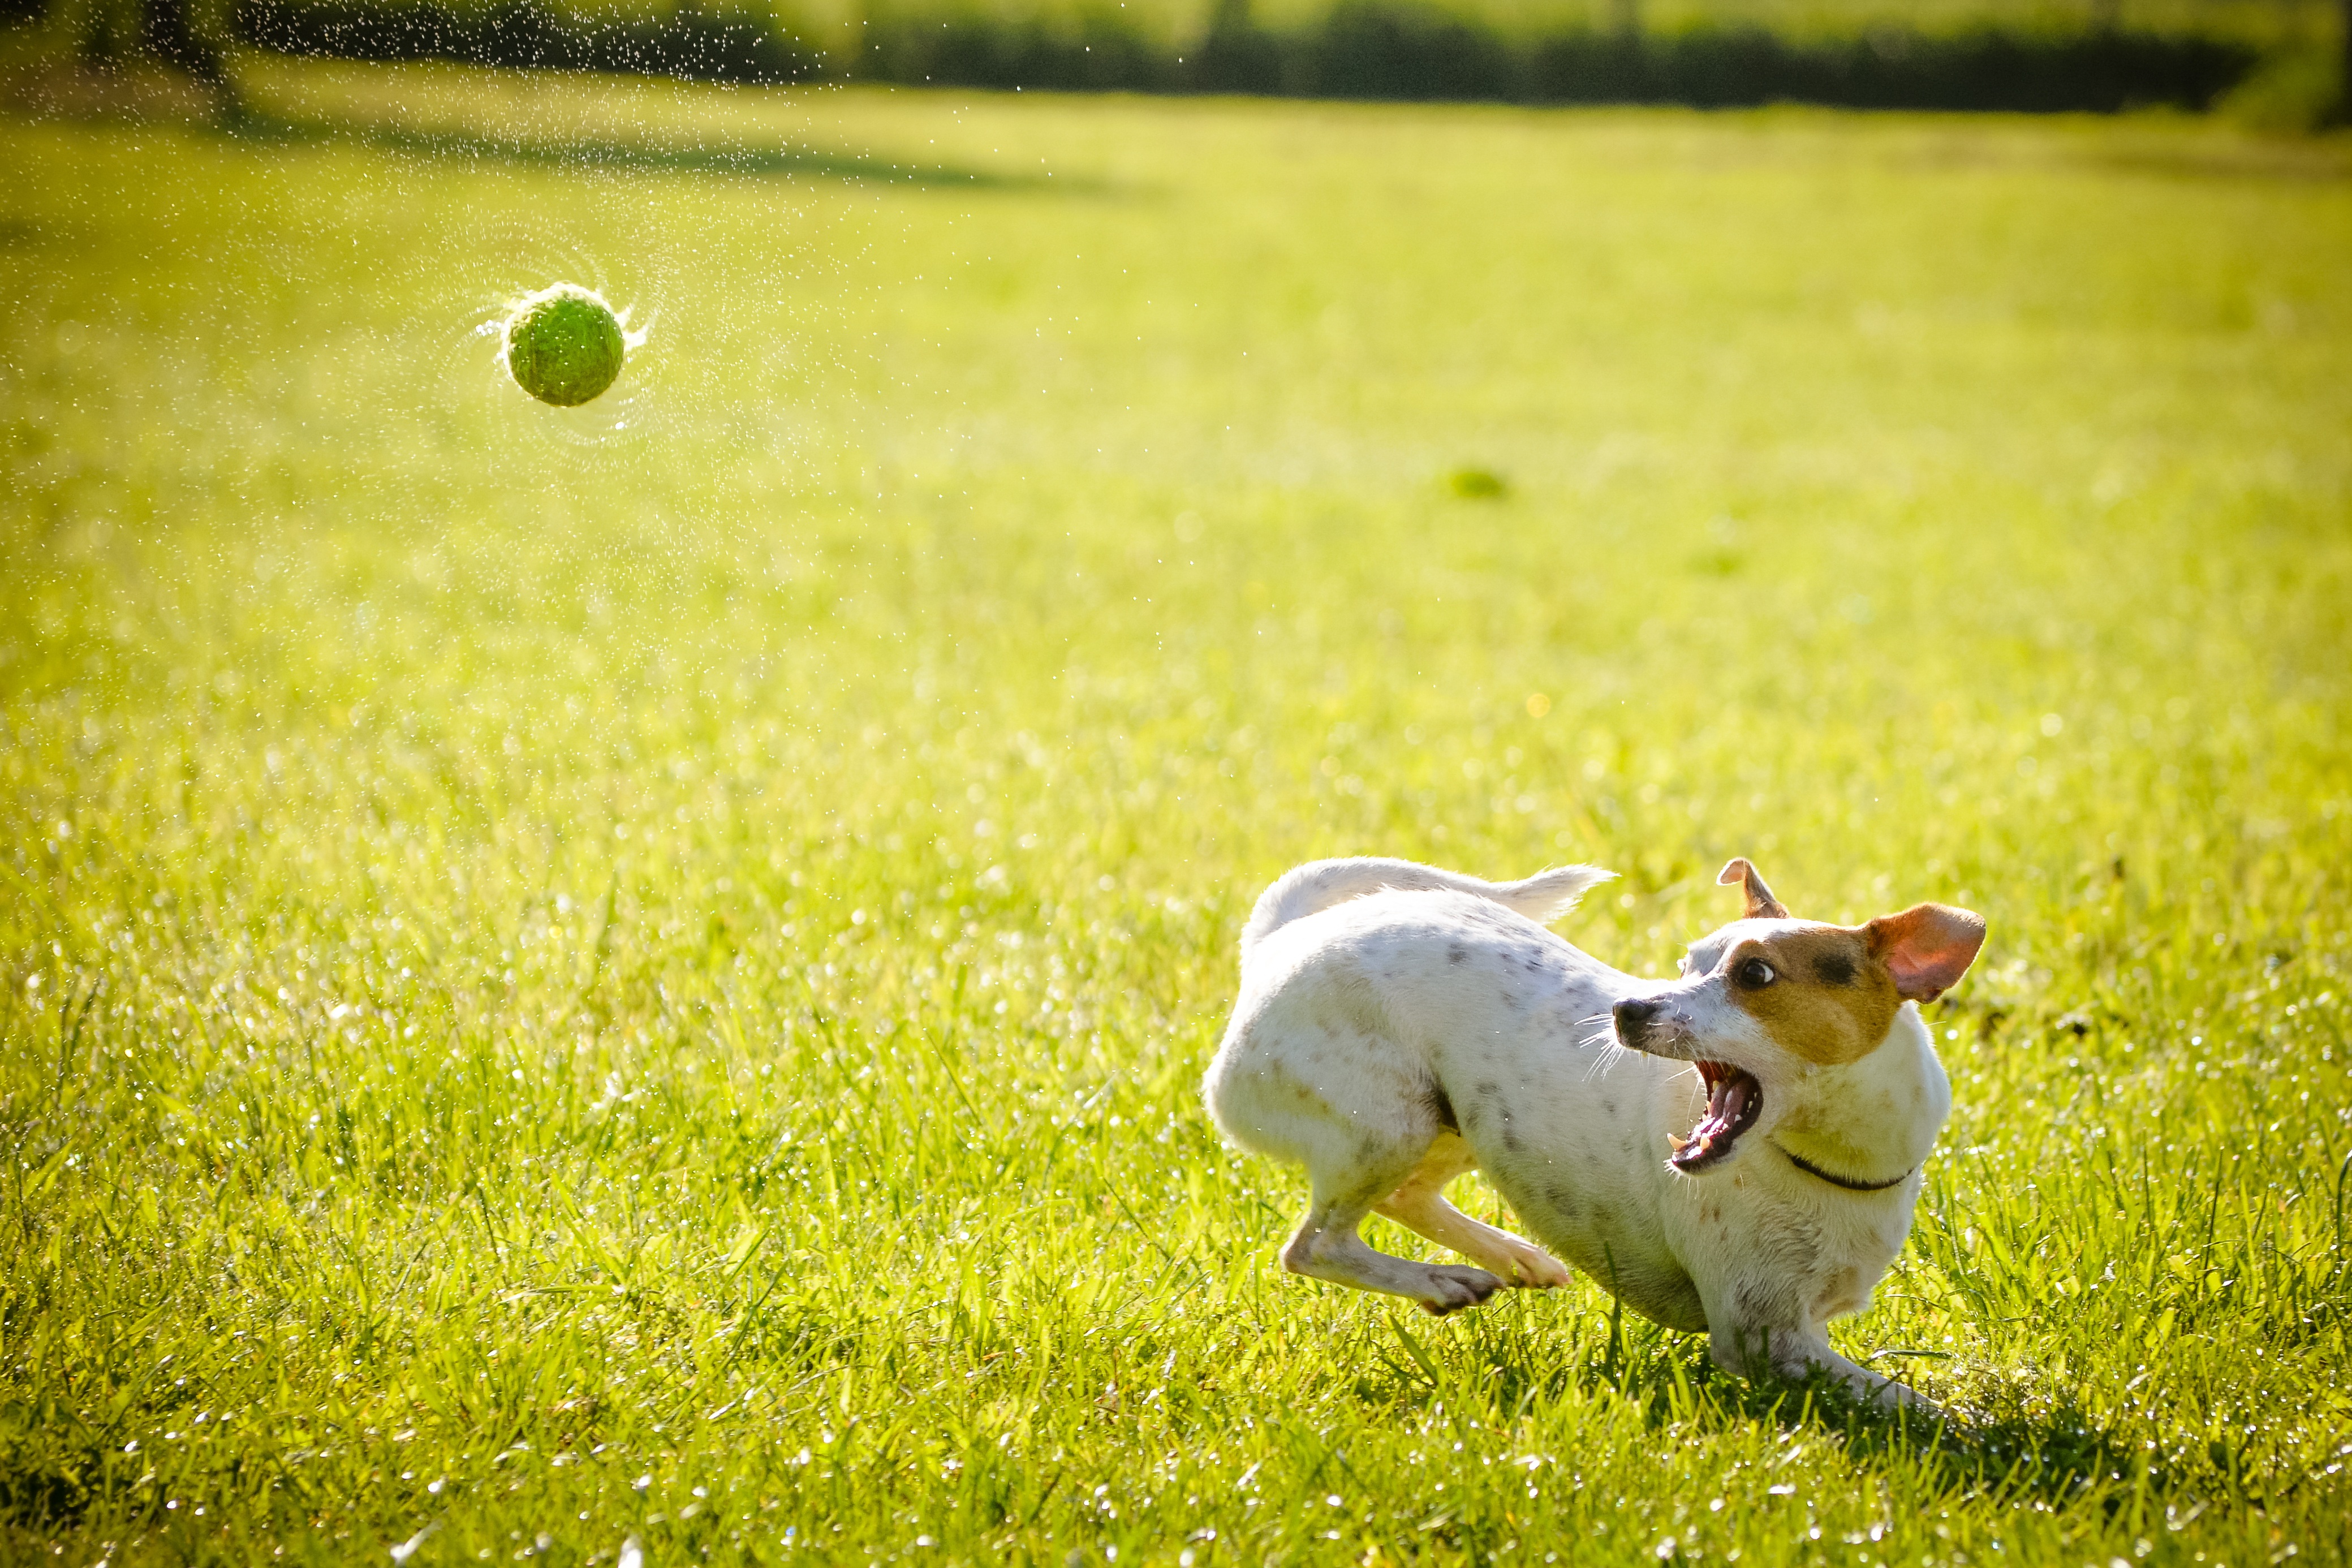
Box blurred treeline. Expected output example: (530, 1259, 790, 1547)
(8, 0, 2348, 116)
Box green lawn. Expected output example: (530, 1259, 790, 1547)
(5, 60, 2352, 1567)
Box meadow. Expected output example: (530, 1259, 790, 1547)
(4, 59, 2352, 1566)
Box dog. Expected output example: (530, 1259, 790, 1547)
(1203, 855, 1984, 1410)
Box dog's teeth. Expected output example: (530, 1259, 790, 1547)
(1669, 1134, 1691, 1153)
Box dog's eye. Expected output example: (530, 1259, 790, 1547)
(1738, 958, 1777, 988)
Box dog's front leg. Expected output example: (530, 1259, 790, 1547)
(1709, 1324, 1946, 1420)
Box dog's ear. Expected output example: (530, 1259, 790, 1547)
(1865, 904, 1987, 1002)
(1718, 858, 1790, 920)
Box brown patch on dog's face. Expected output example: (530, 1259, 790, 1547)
(1720, 903, 1987, 1065)
(1721, 926, 1903, 1065)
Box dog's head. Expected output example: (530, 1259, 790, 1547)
(1611, 858, 1985, 1176)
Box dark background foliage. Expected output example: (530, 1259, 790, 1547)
(227, 0, 2265, 110)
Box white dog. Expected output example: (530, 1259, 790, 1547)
(1203, 855, 1984, 1408)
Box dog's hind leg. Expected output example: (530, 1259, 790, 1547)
(1376, 1134, 1573, 1289)
(1281, 1140, 1505, 1316)
(1210, 1000, 1501, 1314)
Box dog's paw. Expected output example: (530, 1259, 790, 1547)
(1414, 1265, 1503, 1316)
(1490, 1241, 1573, 1290)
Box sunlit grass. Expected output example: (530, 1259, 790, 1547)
(3, 62, 2351, 1567)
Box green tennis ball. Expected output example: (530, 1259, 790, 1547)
(503, 283, 627, 407)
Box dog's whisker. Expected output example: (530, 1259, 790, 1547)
(1575, 1033, 1626, 1079)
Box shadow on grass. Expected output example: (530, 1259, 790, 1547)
(1633, 1364, 2172, 1515)
(1376, 1303, 2180, 1517)
(0, 77, 1075, 188)
(218, 107, 1074, 188)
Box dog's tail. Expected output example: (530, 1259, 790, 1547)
(1239, 858, 1614, 961)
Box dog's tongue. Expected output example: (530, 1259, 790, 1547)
(1675, 1072, 1751, 1162)
(1710, 1073, 1750, 1131)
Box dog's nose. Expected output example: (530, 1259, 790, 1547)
(1613, 997, 1664, 1032)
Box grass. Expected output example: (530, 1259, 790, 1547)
(4, 57, 2352, 1567)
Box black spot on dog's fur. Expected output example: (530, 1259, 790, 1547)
(1448, 946, 1467, 964)
(1815, 953, 1858, 985)
(1425, 1083, 1458, 1132)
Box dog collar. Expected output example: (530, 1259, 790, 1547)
(1774, 1141, 1914, 1193)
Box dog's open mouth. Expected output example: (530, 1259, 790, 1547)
(1669, 1061, 1761, 1173)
